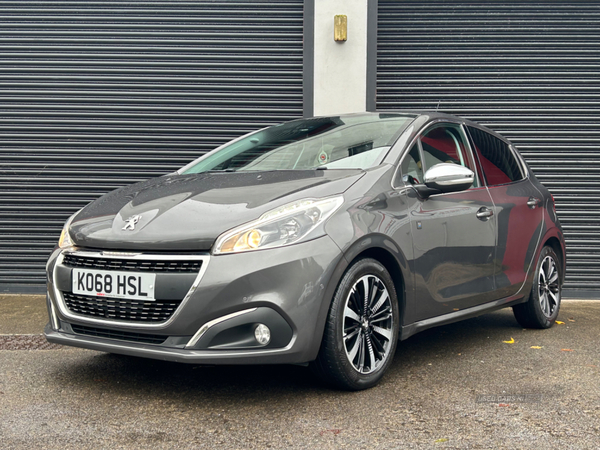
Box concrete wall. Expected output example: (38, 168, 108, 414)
(312, 0, 369, 116)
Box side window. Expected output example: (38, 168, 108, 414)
(420, 124, 480, 188)
(467, 126, 524, 185)
(399, 143, 423, 185)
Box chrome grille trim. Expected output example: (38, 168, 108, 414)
(52, 249, 210, 330)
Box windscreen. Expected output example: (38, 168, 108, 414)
(181, 114, 414, 174)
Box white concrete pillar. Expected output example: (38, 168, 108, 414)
(312, 0, 369, 116)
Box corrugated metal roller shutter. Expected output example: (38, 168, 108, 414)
(377, 0, 600, 295)
(0, 1, 303, 289)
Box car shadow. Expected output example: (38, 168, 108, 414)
(50, 308, 524, 399)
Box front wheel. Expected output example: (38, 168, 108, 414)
(513, 245, 562, 329)
(312, 258, 400, 390)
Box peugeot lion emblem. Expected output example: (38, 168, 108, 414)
(122, 215, 142, 231)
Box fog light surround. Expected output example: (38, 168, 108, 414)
(254, 324, 271, 345)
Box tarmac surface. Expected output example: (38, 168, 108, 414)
(0, 295, 599, 449)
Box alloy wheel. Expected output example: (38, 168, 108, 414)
(538, 255, 560, 318)
(343, 274, 394, 374)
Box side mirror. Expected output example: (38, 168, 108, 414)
(414, 163, 474, 198)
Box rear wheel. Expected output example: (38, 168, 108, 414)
(312, 258, 400, 390)
(513, 246, 562, 329)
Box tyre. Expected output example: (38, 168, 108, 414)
(513, 245, 562, 329)
(312, 258, 400, 390)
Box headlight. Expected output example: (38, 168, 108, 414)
(213, 196, 344, 254)
(58, 213, 77, 249)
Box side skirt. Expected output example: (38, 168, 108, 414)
(400, 294, 526, 341)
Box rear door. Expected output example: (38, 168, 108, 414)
(467, 126, 544, 299)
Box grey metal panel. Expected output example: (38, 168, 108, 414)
(366, 0, 379, 112)
(303, 0, 314, 118)
(377, 0, 600, 292)
(0, 1, 303, 287)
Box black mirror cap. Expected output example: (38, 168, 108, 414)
(413, 184, 442, 198)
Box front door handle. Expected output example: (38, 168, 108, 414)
(476, 206, 494, 220)
(527, 197, 541, 209)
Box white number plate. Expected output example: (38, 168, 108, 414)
(72, 269, 156, 301)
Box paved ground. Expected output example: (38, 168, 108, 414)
(0, 295, 598, 449)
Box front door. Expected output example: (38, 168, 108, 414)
(401, 122, 498, 321)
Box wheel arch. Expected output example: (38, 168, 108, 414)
(309, 234, 411, 361)
(542, 234, 566, 284)
(345, 246, 406, 321)
(341, 234, 409, 321)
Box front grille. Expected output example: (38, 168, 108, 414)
(63, 292, 181, 323)
(71, 324, 167, 345)
(62, 254, 202, 273)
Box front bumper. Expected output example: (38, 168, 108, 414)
(45, 322, 305, 365)
(44, 235, 344, 364)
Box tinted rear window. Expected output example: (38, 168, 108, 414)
(467, 126, 524, 185)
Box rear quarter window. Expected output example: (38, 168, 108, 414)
(467, 126, 524, 185)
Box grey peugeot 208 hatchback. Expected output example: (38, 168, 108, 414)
(45, 111, 566, 390)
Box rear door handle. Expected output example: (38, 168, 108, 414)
(476, 206, 494, 220)
(527, 197, 541, 209)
